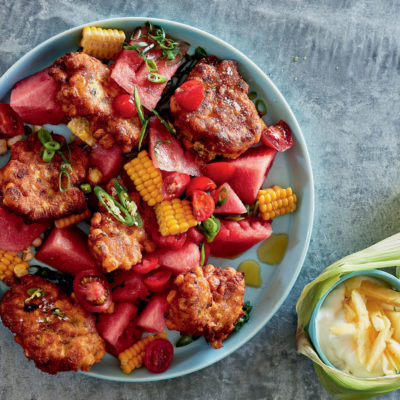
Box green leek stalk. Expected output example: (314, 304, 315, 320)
(296, 233, 400, 399)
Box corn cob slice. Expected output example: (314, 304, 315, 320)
(257, 186, 297, 220)
(0, 250, 29, 281)
(67, 117, 96, 146)
(124, 151, 163, 207)
(55, 209, 91, 229)
(119, 331, 168, 374)
(155, 199, 197, 236)
(80, 26, 126, 60)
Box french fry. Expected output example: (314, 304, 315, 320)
(359, 281, 400, 307)
(367, 301, 386, 332)
(366, 316, 392, 372)
(343, 301, 357, 322)
(344, 277, 364, 298)
(330, 323, 356, 336)
(351, 289, 370, 365)
(387, 338, 400, 360)
(385, 311, 400, 342)
(384, 349, 399, 373)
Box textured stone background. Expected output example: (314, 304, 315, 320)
(1, 0, 400, 399)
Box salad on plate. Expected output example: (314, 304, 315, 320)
(0, 21, 298, 376)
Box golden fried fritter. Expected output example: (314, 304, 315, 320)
(49, 52, 141, 152)
(170, 56, 264, 161)
(0, 133, 88, 222)
(0, 275, 105, 374)
(166, 265, 245, 348)
(89, 212, 147, 273)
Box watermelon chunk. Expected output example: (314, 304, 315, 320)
(106, 319, 142, 357)
(96, 302, 138, 346)
(149, 117, 201, 176)
(0, 206, 48, 252)
(136, 295, 168, 333)
(111, 271, 149, 303)
(10, 68, 64, 125)
(89, 144, 123, 183)
(203, 162, 236, 186)
(210, 217, 272, 258)
(211, 183, 247, 214)
(111, 26, 188, 110)
(227, 146, 277, 205)
(36, 227, 96, 275)
(157, 241, 200, 275)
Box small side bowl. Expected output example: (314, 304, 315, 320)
(307, 269, 400, 369)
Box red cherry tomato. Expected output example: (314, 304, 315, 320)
(174, 80, 204, 112)
(144, 338, 174, 373)
(132, 254, 159, 275)
(144, 268, 172, 293)
(112, 94, 138, 118)
(73, 269, 112, 313)
(191, 190, 215, 221)
(186, 176, 217, 196)
(0, 103, 24, 137)
(161, 171, 190, 200)
(261, 120, 294, 152)
(151, 226, 187, 250)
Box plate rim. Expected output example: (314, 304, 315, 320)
(0, 16, 314, 382)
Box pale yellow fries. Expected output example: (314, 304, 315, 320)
(329, 277, 400, 375)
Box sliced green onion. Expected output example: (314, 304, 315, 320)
(248, 91, 257, 100)
(145, 57, 158, 72)
(44, 140, 61, 151)
(94, 186, 134, 226)
(37, 128, 52, 145)
(194, 46, 207, 58)
(42, 148, 55, 162)
(154, 140, 170, 163)
(255, 99, 267, 116)
(51, 308, 65, 319)
(59, 167, 71, 193)
(123, 41, 149, 50)
(138, 118, 149, 151)
(234, 302, 252, 332)
(200, 242, 205, 266)
(224, 215, 245, 221)
(113, 179, 143, 227)
(134, 86, 146, 126)
(215, 188, 229, 209)
(139, 43, 155, 56)
(80, 183, 92, 194)
(147, 72, 167, 83)
(176, 334, 201, 347)
(151, 108, 176, 135)
(198, 215, 220, 243)
(252, 200, 259, 216)
(25, 287, 45, 303)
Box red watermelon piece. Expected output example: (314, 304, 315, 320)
(136, 295, 168, 333)
(10, 68, 64, 125)
(157, 241, 200, 275)
(36, 226, 96, 275)
(149, 117, 201, 176)
(89, 144, 123, 183)
(227, 146, 277, 205)
(0, 206, 48, 252)
(211, 183, 247, 214)
(111, 26, 188, 110)
(210, 217, 272, 258)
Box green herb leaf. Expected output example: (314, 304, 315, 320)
(234, 302, 252, 332)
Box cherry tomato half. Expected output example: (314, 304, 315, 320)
(144, 268, 172, 293)
(186, 176, 216, 197)
(73, 269, 112, 313)
(161, 171, 190, 201)
(112, 94, 138, 118)
(0, 103, 24, 137)
(144, 338, 174, 373)
(261, 120, 294, 152)
(190, 190, 215, 221)
(131, 253, 159, 275)
(174, 80, 204, 112)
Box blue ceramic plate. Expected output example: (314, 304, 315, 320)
(0, 17, 314, 381)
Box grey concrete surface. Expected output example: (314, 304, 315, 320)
(1, 0, 400, 399)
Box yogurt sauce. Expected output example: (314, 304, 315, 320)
(316, 277, 386, 378)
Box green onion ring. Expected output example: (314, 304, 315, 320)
(37, 128, 52, 145)
(215, 188, 229, 208)
(42, 148, 55, 162)
(248, 91, 257, 100)
(255, 99, 267, 116)
(59, 167, 71, 193)
(145, 57, 158, 72)
(198, 215, 221, 243)
(44, 140, 61, 151)
(147, 73, 167, 83)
